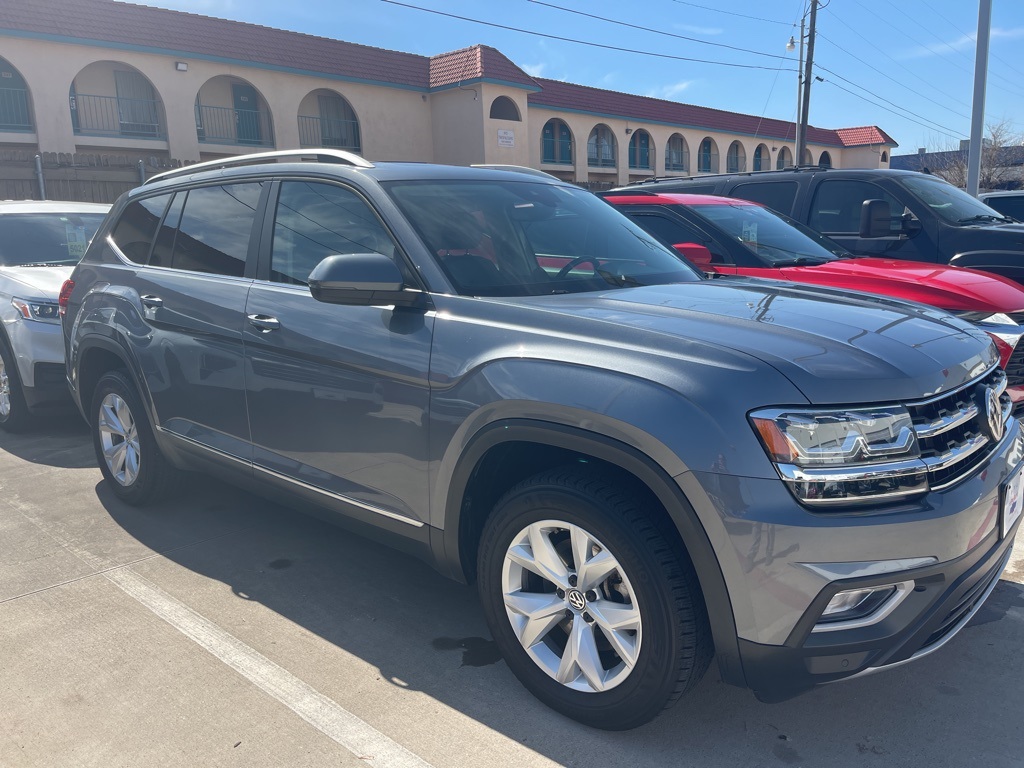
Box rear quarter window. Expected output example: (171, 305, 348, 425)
(730, 181, 798, 215)
(110, 194, 172, 264)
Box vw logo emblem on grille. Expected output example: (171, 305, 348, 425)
(985, 385, 1004, 442)
(566, 589, 587, 611)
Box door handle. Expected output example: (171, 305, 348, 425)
(247, 314, 281, 332)
(140, 294, 163, 308)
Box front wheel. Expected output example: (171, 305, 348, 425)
(91, 370, 175, 505)
(0, 335, 34, 432)
(477, 468, 712, 730)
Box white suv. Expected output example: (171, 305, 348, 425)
(0, 200, 108, 430)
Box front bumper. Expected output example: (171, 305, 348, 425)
(738, 514, 1017, 700)
(4, 316, 70, 407)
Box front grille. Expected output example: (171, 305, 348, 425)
(906, 367, 1009, 491)
(33, 362, 67, 388)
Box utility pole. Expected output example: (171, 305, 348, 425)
(797, 0, 818, 166)
(793, 14, 806, 166)
(967, 0, 992, 196)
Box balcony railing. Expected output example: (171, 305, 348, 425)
(195, 103, 274, 147)
(297, 115, 360, 152)
(71, 93, 165, 139)
(0, 87, 32, 132)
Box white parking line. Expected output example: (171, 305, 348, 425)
(106, 568, 435, 768)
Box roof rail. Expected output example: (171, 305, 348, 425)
(470, 164, 560, 180)
(144, 149, 374, 186)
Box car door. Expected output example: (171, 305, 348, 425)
(806, 178, 934, 261)
(242, 178, 433, 526)
(112, 182, 264, 461)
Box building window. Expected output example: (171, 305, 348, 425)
(697, 137, 718, 173)
(753, 143, 769, 172)
(542, 119, 573, 164)
(628, 130, 652, 170)
(489, 96, 520, 121)
(776, 146, 792, 169)
(0, 58, 32, 132)
(818, 151, 833, 168)
(726, 141, 746, 173)
(881, 151, 889, 162)
(298, 92, 360, 152)
(665, 134, 689, 173)
(801, 148, 813, 165)
(588, 125, 616, 168)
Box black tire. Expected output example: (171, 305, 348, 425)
(477, 467, 712, 730)
(90, 370, 176, 505)
(0, 334, 34, 433)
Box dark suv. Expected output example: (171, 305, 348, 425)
(62, 151, 1024, 729)
(624, 167, 1024, 284)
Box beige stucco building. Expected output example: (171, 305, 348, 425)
(0, 0, 897, 191)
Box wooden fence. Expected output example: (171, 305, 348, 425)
(0, 149, 186, 203)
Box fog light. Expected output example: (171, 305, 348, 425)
(813, 581, 914, 632)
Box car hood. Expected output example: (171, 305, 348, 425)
(520, 278, 996, 405)
(776, 258, 1024, 313)
(0, 265, 74, 300)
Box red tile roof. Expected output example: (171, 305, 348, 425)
(430, 45, 539, 89)
(0, 0, 894, 148)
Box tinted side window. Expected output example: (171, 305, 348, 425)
(110, 194, 171, 264)
(986, 196, 1024, 221)
(170, 183, 263, 276)
(731, 182, 798, 215)
(809, 180, 903, 234)
(149, 192, 184, 267)
(628, 213, 731, 265)
(270, 181, 397, 286)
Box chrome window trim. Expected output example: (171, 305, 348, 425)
(107, 235, 255, 285)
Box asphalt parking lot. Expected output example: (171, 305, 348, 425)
(1, 415, 1022, 768)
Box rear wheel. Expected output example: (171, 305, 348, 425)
(91, 370, 175, 505)
(0, 335, 33, 432)
(477, 467, 712, 730)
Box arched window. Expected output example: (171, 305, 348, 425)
(489, 96, 520, 121)
(665, 134, 689, 173)
(628, 129, 652, 170)
(776, 146, 793, 169)
(298, 89, 360, 152)
(588, 124, 616, 168)
(697, 137, 719, 173)
(726, 141, 746, 173)
(818, 151, 833, 168)
(881, 150, 889, 162)
(70, 61, 165, 139)
(801, 148, 813, 165)
(195, 75, 274, 147)
(0, 57, 32, 131)
(542, 118, 573, 164)
(753, 143, 770, 172)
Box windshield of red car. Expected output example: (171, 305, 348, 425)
(690, 203, 841, 266)
(0, 213, 107, 266)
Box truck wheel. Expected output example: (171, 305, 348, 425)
(477, 467, 712, 730)
(91, 370, 175, 505)
(0, 335, 33, 433)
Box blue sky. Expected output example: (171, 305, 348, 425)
(133, 0, 1024, 155)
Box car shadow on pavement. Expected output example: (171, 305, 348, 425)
(0, 411, 93, 469)
(92, 470, 1024, 768)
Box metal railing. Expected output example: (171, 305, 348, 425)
(297, 115, 360, 152)
(71, 93, 165, 139)
(0, 87, 32, 131)
(195, 103, 274, 147)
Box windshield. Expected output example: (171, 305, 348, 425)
(385, 180, 700, 297)
(690, 202, 842, 265)
(0, 212, 107, 266)
(900, 174, 1011, 224)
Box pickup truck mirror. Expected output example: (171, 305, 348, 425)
(308, 253, 423, 307)
(673, 242, 715, 269)
(859, 199, 892, 238)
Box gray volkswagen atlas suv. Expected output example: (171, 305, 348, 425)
(61, 151, 1024, 729)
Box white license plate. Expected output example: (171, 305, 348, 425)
(1002, 465, 1024, 538)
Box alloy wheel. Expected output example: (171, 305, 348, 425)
(98, 392, 140, 486)
(0, 356, 9, 418)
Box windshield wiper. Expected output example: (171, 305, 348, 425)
(957, 214, 1014, 224)
(771, 256, 831, 266)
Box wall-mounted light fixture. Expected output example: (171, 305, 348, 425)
(175, 61, 188, 72)
(625, 127, 633, 134)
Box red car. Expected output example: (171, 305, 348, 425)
(602, 191, 1024, 407)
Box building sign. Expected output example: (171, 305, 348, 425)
(497, 129, 515, 148)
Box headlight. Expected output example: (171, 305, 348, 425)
(750, 406, 928, 506)
(953, 311, 1023, 368)
(12, 298, 61, 323)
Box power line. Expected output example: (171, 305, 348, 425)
(820, 79, 963, 140)
(668, 0, 791, 26)
(526, 0, 788, 61)
(379, 1, 799, 72)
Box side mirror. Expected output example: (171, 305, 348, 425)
(308, 253, 424, 307)
(859, 199, 892, 238)
(673, 242, 715, 268)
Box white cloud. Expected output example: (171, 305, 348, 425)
(898, 26, 1024, 60)
(645, 80, 695, 100)
(672, 23, 723, 36)
(521, 63, 546, 77)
